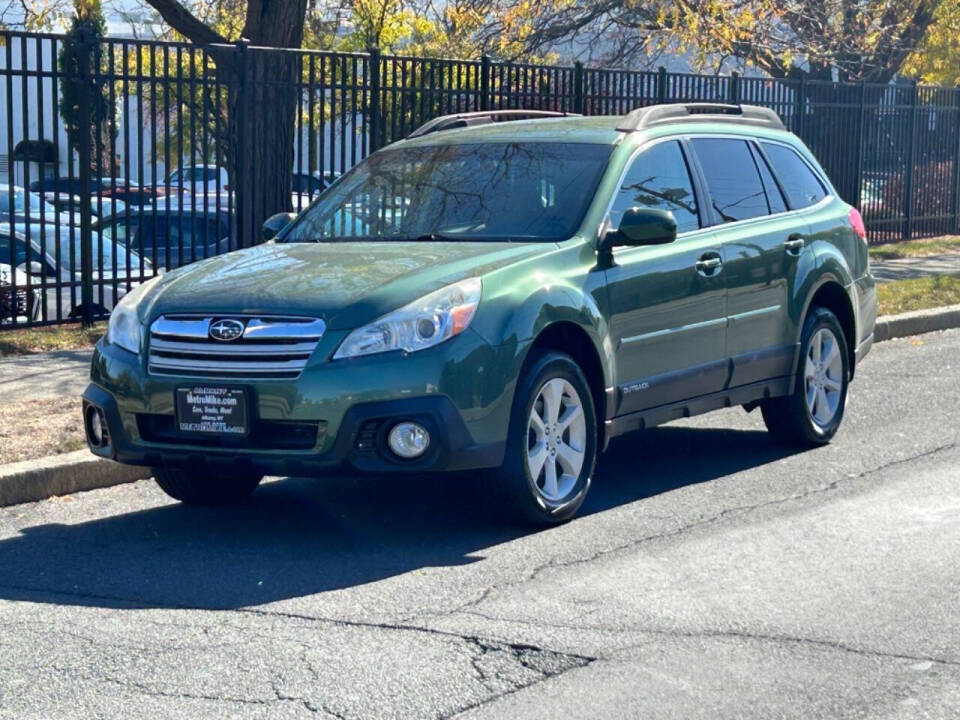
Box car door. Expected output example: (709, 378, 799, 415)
(689, 136, 803, 388)
(603, 138, 727, 416)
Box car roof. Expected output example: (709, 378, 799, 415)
(392, 105, 797, 149)
(396, 115, 625, 148)
(95, 208, 227, 223)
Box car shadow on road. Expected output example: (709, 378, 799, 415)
(0, 425, 801, 610)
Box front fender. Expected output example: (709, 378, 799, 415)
(470, 245, 614, 391)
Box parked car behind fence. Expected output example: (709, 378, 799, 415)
(0, 224, 150, 320)
(96, 208, 233, 271)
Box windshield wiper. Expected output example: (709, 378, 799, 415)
(408, 232, 466, 242)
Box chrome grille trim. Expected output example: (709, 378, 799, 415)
(148, 314, 325, 379)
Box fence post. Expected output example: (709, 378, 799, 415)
(903, 80, 919, 241)
(75, 27, 94, 327)
(573, 61, 584, 114)
(367, 47, 382, 152)
(480, 55, 491, 111)
(657, 66, 668, 104)
(795, 74, 806, 137)
(854, 81, 866, 211)
(234, 38, 249, 248)
(729, 71, 741, 104)
(951, 86, 960, 234)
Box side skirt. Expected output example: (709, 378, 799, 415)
(604, 376, 792, 441)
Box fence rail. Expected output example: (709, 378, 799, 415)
(2, 29, 960, 329)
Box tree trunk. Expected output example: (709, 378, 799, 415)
(222, 47, 299, 248)
(145, 0, 308, 248)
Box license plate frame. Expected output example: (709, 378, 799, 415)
(175, 386, 250, 436)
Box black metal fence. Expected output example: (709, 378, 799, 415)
(2, 29, 959, 329)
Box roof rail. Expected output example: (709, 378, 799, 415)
(618, 103, 786, 132)
(407, 110, 580, 139)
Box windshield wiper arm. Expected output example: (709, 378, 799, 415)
(408, 232, 464, 242)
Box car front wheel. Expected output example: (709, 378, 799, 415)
(761, 306, 850, 446)
(488, 350, 597, 526)
(153, 467, 263, 505)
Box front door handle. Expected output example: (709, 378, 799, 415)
(784, 234, 806, 255)
(695, 256, 722, 275)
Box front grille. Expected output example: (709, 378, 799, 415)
(148, 315, 326, 379)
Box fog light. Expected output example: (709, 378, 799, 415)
(86, 406, 107, 448)
(387, 421, 430, 459)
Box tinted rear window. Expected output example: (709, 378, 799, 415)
(692, 138, 768, 223)
(761, 143, 828, 208)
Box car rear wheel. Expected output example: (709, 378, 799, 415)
(487, 350, 597, 526)
(761, 306, 850, 446)
(153, 467, 263, 505)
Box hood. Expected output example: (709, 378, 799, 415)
(141, 240, 550, 329)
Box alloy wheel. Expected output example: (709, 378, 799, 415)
(526, 378, 587, 503)
(804, 327, 844, 428)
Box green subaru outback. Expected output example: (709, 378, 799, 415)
(83, 103, 877, 525)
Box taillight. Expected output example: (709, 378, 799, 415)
(848, 207, 867, 241)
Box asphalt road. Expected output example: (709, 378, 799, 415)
(1, 330, 958, 719)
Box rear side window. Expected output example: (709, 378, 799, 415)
(750, 145, 788, 214)
(761, 142, 828, 208)
(691, 138, 768, 223)
(609, 140, 700, 233)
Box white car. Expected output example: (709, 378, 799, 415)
(0, 262, 39, 324)
(0, 223, 152, 320)
(164, 165, 229, 194)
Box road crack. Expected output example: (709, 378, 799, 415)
(439, 442, 958, 618)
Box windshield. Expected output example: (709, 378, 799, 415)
(0, 189, 47, 217)
(170, 168, 217, 183)
(283, 142, 613, 243)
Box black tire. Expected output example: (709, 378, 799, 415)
(486, 350, 598, 526)
(69, 303, 107, 320)
(153, 467, 263, 505)
(761, 306, 850, 446)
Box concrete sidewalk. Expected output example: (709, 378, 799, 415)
(0, 349, 92, 400)
(871, 251, 960, 283)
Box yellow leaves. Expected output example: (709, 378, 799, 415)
(903, 0, 960, 84)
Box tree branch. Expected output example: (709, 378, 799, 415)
(143, 0, 228, 46)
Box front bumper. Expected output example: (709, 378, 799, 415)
(84, 330, 524, 476)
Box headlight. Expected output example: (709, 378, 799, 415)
(333, 278, 481, 359)
(106, 275, 161, 354)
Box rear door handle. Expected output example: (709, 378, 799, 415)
(784, 235, 806, 255)
(695, 256, 722, 275)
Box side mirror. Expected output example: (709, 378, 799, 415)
(18, 261, 45, 278)
(600, 207, 678, 252)
(262, 212, 296, 242)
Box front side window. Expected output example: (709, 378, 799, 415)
(284, 142, 613, 243)
(692, 138, 769, 223)
(608, 140, 700, 233)
(761, 142, 828, 209)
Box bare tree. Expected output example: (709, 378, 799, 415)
(474, 0, 945, 83)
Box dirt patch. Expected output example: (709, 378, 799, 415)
(0, 396, 86, 465)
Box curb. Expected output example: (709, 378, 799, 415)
(0, 449, 152, 508)
(2, 304, 960, 508)
(874, 303, 960, 342)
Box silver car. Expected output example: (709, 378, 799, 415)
(0, 223, 152, 321)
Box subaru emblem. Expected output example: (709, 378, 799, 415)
(209, 318, 245, 342)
